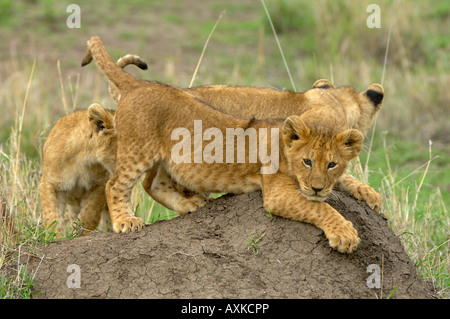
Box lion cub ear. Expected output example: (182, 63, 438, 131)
(282, 116, 310, 147)
(88, 103, 114, 134)
(312, 79, 335, 89)
(362, 83, 384, 109)
(335, 129, 364, 160)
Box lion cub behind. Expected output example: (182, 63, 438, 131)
(40, 103, 116, 237)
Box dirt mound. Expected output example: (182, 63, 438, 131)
(30, 190, 436, 299)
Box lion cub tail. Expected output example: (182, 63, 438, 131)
(109, 55, 148, 103)
(81, 36, 144, 93)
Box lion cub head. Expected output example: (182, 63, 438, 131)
(312, 79, 384, 136)
(86, 103, 117, 174)
(282, 116, 363, 201)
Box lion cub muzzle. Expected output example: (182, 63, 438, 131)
(298, 179, 331, 202)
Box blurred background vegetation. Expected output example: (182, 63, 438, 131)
(0, 0, 448, 297)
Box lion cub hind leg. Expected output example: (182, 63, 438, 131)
(262, 173, 360, 253)
(78, 184, 108, 235)
(40, 177, 66, 237)
(142, 166, 206, 215)
(336, 174, 382, 211)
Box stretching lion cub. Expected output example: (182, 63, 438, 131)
(143, 80, 383, 214)
(40, 55, 147, 237)
(102, 48, 383, 213)
(105, 61, 384, 215)
(106, 74, 383, 214)
(81, 36, 376, 253)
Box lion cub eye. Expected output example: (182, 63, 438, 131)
(303, 159, 312, 167)
(327, 162, 337, 169)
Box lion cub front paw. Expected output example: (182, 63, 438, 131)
(112, 215, 144, 233)
(354, 185, 382, 212)
(177, 195, 206, 215)
(324, 220, 360, 253)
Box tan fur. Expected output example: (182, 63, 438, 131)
(105, 64, 383, 214)
(188, 81, 383, 209)
(109, 54, 148, 102)
(40, 104, 116, 237)
(144, 81, 383, 212)
(185, 79, 382, 136)
(80, 36, 383, 253)
(40, 55, 147, 237)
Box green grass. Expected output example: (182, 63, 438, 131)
(360, 133, 450, 206)
(0, 265, 40, 299)
(133, 182, 179, 225)
(247, 233, 264, 255)
(0, 0, 448, 298)
(352, 134, 449, 293)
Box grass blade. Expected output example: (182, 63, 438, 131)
(189, 10, 225, 88)
(260, 0, 296, 91)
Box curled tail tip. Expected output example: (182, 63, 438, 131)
(81, 55, 92, 67)
(81, 51, 93, 67)
(81, 36, 99, 67)
(139, 61, 148, 70)
(118, 54, 148, 70)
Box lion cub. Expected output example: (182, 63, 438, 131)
(143, 80, 384, 214)
(40, 103, 116, 237)
(104, 57, 383, 215)
(40, 55, 147, 237)
(81, 36, 374, 253)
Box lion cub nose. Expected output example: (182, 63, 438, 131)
(312, 186, 324, 194)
